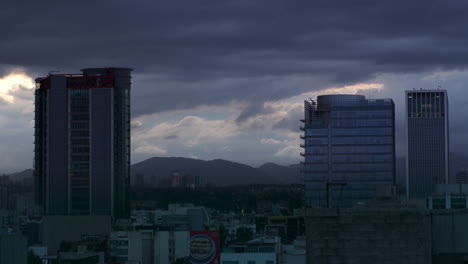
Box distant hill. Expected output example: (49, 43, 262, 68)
(7, 169, 33, 183)
(131, 157, 301, 187)
(4, 158, 301, 187)
(257, 162, 302, 184)
(9, 153, 468, 187)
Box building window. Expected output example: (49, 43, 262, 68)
(248, 261, 256, 264)
(259, 247, 275, 253)
(265, 261, 274, 264)
(245, 247, 258, 253)
(451, 197, 466, 209)
(433, 198, 446, 209)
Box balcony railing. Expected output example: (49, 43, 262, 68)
(38, 74, 115, 90)
(67, 76, 114, 89)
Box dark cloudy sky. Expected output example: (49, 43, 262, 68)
(1, 1, 468, 173)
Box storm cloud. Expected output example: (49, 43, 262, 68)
(1, 1, 468, 171)
(2, 1, 468, 116)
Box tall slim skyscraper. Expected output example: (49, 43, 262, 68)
(406, 89, 449, 198)
(34, 67, 132, 219)
(302, 94, 395, 208)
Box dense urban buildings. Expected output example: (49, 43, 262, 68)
(301, 94, 395, 208)
(34, 67, 132, 219)
(406, 89, 449, 199)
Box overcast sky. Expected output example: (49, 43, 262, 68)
(1, 1, 468, 173)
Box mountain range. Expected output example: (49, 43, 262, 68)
(5, 157, 302, 186)
(6, 153, 468, 186)
(131, 157, 301, 186)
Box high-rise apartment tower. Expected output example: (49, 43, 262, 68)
(302, 94, 395, 207)
(406, 89, 449, 198)
(34, 67, 132, 219)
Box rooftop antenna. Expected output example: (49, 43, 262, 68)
(308, 96, 317, 105)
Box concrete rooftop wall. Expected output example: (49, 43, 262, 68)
(305, 207, 432, 264)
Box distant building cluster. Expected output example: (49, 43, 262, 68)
(133, 171, 206, 189)
(120, 203, 305, 264)
(4, 65, 468, 264)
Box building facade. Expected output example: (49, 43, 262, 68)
(0, 231, 27, 264)
(221, 237, 280, 264)
(305, 206, 432, 264)
(302, 94, 395, 207)
(406, 89, 449, 199)
(34, 67, 132, 219)
(456, 168, 468, 184)
(109, 230, 190, 264)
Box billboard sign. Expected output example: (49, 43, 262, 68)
(190, 230, 220, 264)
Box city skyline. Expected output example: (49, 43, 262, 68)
(3, 2, 468, 173)
(2, 2, 468, 263)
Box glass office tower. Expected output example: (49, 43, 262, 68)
(301, 95, 395, 208)
(34, 67, 132, 219)
(406, 89, 449, 199)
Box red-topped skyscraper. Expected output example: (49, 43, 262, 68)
(34, 67, 132, 220)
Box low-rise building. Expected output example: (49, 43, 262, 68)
(224, 223, 256, 241)
(0, 229, 27, 264)
(109, 229, 190, 264)
(432, 210, 468, 263)
(221, 237, 280, 264)
(41, 215, 111, 254)
(279, 239, 306, 264)
(58, 251, 105, 264)
(428, 184, 468, 209)
(109, 231, 145, 263)
(154, 230, 190, 264)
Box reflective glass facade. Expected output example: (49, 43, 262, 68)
(406, 90, 449, 198)
(302, 95, 395, 207)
